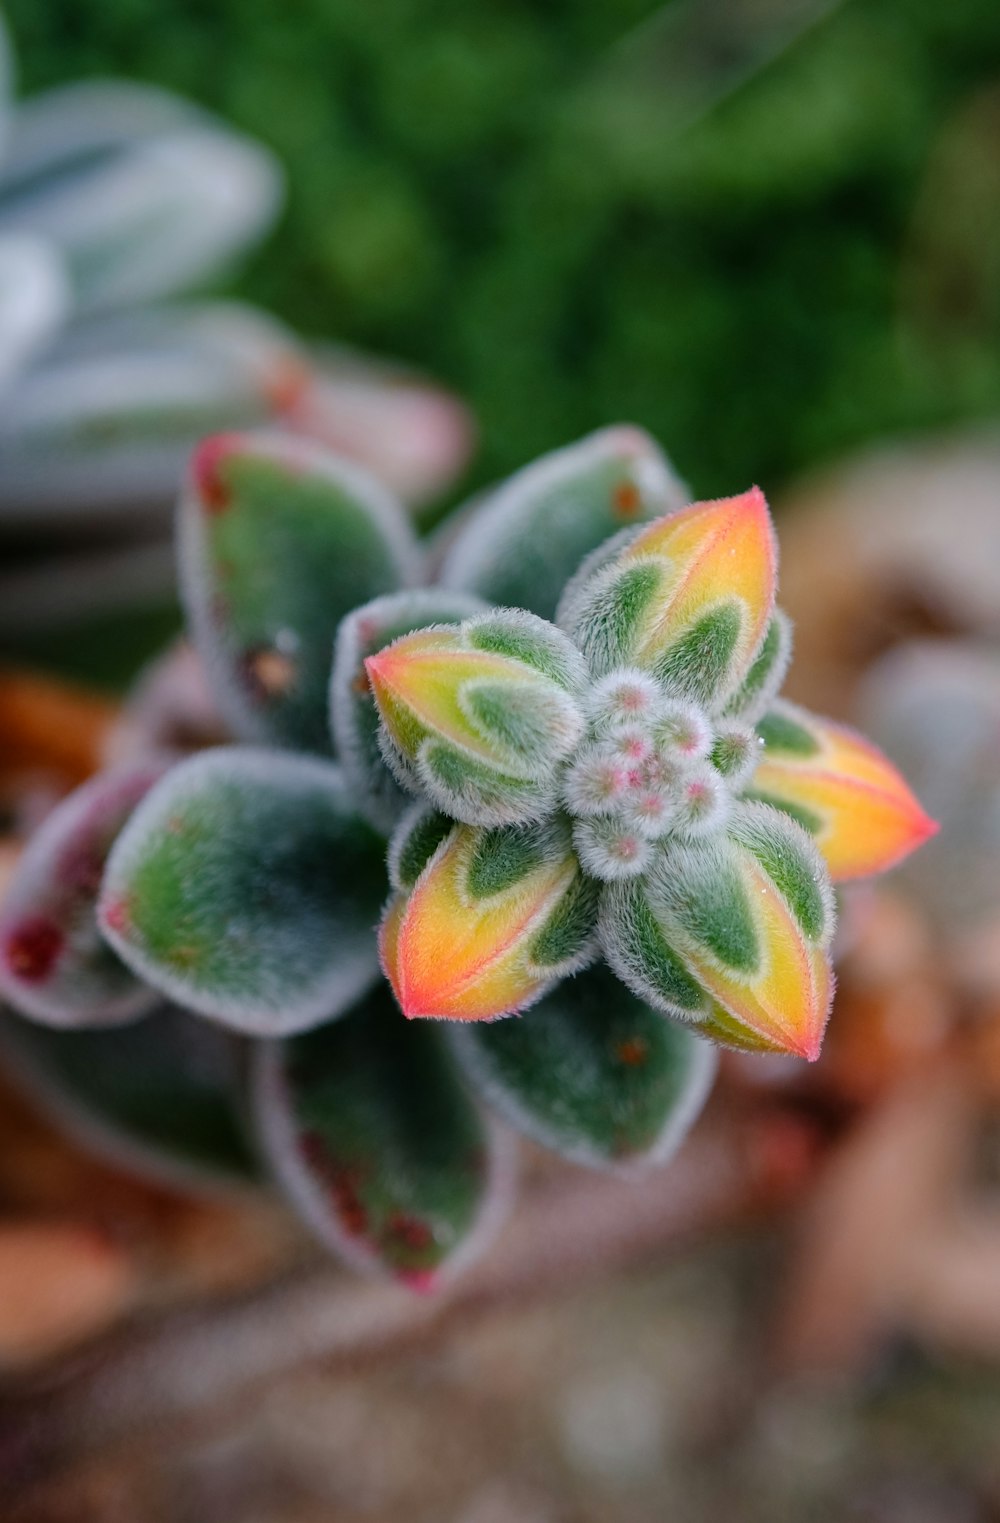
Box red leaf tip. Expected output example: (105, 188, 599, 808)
(191, 433, 244, 514)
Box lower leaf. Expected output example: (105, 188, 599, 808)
(451, 964, 716, 1169)
(0, 1002, 256, 1188)
(99, 748, 386, 1035)
(0, 762, 168, 1029)
(253, 986, 512, 1286)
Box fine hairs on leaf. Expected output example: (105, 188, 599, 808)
(179, 430, 422, 754)
(0, 760, 169, 1029)
(330, 587, 488, 832)
(99, 747, 386, 1035)
(440, 426, 687, 621)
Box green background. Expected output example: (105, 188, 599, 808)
(7, 0, 1000, 500)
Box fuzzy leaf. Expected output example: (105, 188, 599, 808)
(381, 815, 597, 1022)
(331, 588, 487, 831)
(253, 986, 509, 1286)
(387, 804, 456, 892)
(0, 762, 168, 1028)
(180, 430, 420, 752)
(722, 609, 793, 722)
(601, 802, 835, 1059)
(99, 748, 386, 1036)
(452, 964, 716, 1169)
(439, 426, 686, 620)
(748, 700, 938, 881)
(366, 610, 586, 826)
(558, 488, 776, 707)
(0, 1002, 255, 1187)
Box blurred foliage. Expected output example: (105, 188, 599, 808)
(6, 0, 1000, 500)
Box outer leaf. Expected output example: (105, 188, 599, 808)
(331, 588, 487, 831)
(0, 306, 475, 526)
(602, 802, 835, 1059)
(558, 488, 776, 707)
(366, 610, 586, 826)
(180, 430, 420, 752)
(0, 233, 68, 391)
(0, 303, 305, 525)
(99, 748, 385, 1036)
(253, 986, 511, 1287)
(0, 762, 168, 1028)
(747, 700, 938, 881)
(288, 344, 475, 507)
(452, 964, 716, 1170)
(439, 425, 687, 620)
(0, 81, 283, 311)
(380, 815, 598, 1022)
(0, 1002, 255, 1189)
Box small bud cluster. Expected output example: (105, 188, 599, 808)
(562, 670, 754, 880)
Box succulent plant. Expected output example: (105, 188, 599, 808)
(0, 425, 935, 1286)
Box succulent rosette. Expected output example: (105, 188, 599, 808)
(0, 425, 936, 1285)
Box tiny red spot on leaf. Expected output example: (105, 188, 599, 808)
(263, 359, 312, 415)
(102, 898, 131, 936)
(5, 917, 64, 982)
(384, 1213, 434, 1253)
(241, 645, 298, 700)
(613, 479, 642, 520)
(191, 435, 240, 514)
(615, 1035, 650, 1067)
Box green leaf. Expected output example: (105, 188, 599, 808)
(0, 1002, 256, 1188)
(180, 431, 420, 753)
(440, 426, 686, 620)
(723, 610, 793, 721)
(387, 805, 455, 892)
(729, 800, 834, 946)
(600, 877, 715, 1019)
(0, 762, 167, 1029)
(452, 964, 715, 1168)
(756, 704, 821, 757)
(99, 747, 386, 1036)
(253, 985, 509, 1285)
(330, 588, 487, 831)
(653, 601, 741, 706)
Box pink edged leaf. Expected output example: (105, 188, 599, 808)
(284, 347, 476, 507)
(451, 963, 716, 1171)
(0, 1002, 256, 1189)
(601, 801, 836, 1060)
(439, 426, 687, 620)
(179, 430, 421, 754)
(99, 748, 386, 1037)
(0, 761, 169, 1029)
(558, 487, 777, 709)
(380, 813, 598, 1023)
(330, 588, 488, 833)
(365, 609, 587, 827)
(252, 984, 512, 1287)
(747, 701, 939, 882)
